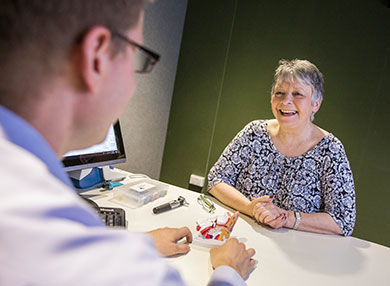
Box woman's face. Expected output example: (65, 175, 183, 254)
(271, 79, 321, 130)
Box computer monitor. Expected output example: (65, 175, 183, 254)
(62, 121, 126, 171)
(62, 121, 126, 188)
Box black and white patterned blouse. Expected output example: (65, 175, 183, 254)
(208, 120, 356, 236)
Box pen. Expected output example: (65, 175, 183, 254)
(153, 196, 188, 214)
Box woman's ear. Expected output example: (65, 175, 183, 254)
(312, 99, 322, 113)
(77, 26, 112, 92)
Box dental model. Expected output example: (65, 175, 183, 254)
(196, 211, 239, 241)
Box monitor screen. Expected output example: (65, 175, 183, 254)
(62, 121, 126, 172)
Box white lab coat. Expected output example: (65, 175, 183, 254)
(0, 128, 245, 286)
(0, 128, 184, 285)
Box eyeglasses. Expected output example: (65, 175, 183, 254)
(197, 194, 216, 213)
(111, 31, 160, 74)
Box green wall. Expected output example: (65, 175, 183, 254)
(160, 0, 390, 246)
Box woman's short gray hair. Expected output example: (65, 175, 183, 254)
(271, 59, 324, 120)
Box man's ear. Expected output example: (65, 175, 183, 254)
(79, 26, 112, 92)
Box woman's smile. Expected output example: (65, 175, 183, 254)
(279, 109, 298, 116)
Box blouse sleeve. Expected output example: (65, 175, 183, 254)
(321, 139, 356, 236)
(207, 122, 255, 191)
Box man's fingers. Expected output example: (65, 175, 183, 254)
(240, 247, 257, 278)
(173, 243, 191, 255)
(247, 247, 256, 258)
(175, 227, 193, 243)
(225, 237, 239, 245)
(250, 258, 256, 266)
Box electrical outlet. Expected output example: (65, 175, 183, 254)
(189, 174, 205, 187)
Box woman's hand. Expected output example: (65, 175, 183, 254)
(246, 196, 267, 217)
(252, 196, 287, 229)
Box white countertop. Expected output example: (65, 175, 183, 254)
(84, 174, 390, 286)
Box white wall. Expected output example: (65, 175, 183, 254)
(118, 0, 188, 179)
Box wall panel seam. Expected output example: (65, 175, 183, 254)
(203, 0, 238, 181)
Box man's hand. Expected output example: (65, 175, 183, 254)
(147, 226, 193, 257)
(210, 238, 256, 279)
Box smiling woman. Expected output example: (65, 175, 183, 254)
(208, 59, 356, 237)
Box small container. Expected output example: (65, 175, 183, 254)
(111, 179, 167, 208)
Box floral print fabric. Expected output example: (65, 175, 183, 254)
(208, 120, 356, 236)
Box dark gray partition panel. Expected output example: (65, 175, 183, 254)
(161, 0, 390, 246)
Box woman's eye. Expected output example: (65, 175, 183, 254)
(293, 93, 303, 97)
(275, 91, 283, 96)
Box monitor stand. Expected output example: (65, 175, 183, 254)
(68, 166, 126, 189)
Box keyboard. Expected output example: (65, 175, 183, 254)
(81, 196, 126, 228)
(96, 206, 126, 228)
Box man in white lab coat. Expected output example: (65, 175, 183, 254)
(0, 0, 255, 285)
